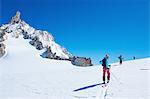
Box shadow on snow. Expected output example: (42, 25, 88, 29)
(73, 83, 103, 92)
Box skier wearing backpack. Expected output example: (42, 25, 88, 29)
(100, 54, 110, 84)
(118, 55, 123, 65)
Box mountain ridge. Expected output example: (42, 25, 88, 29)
(0, 11, 72, 59)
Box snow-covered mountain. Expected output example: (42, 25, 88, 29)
(0, 11, 150, 99)
(0, 11, 72, 59)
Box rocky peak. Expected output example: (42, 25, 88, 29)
(10, 11, 21, 24)
(0, 11, 72, 60)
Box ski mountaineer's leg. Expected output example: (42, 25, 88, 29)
(107, 68, 110, 83)
(120, 60, 122, 65)
(120, 60, 122, 64)
(103, 67, 106, 84)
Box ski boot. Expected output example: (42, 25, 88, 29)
(107, 80, 109, 83)
(102, 81, 105, 84)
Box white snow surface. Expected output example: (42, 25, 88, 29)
(0, 36, 150, 99)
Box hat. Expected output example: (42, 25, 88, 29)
(106, 54, 109, 58)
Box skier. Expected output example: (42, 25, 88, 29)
(118, 55, 123, 65)
(100, 54, 110, 84)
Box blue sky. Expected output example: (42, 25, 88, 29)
(1, 0, 149, 64)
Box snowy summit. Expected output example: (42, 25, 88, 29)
(0, 11, 72, 60)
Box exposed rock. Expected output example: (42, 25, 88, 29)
(29, 36, 43, 50)
(41, 47, 55, 59)
(10, 11, 21, 24)
(22, 31, 30, 39)
(30, 30, 54, 48)
(0, 29, 7, 42)
(0, 43, 6, 58)
(41, 47, 66, 60)
(35, 41, 43, 50)
(71, 56, 93, 66)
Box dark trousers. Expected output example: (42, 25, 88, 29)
(120, 60, 122, 64)
(103, 67, 110, 82)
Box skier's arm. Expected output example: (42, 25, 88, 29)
(99, 60, 102, 64)
(99, 60, 103, 67)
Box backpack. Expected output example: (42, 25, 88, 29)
(102, 58, 106, 66)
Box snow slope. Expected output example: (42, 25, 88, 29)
(106, 59, 150, 99)
(0, 35, 150, 99)
(0, 13, 71, 59)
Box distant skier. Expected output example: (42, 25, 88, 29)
(133, 56, 136, 60)
(100, 54, 110, 84)
(118, 55, 123, 65)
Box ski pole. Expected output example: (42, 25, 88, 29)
(111, 71, 122, 85)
